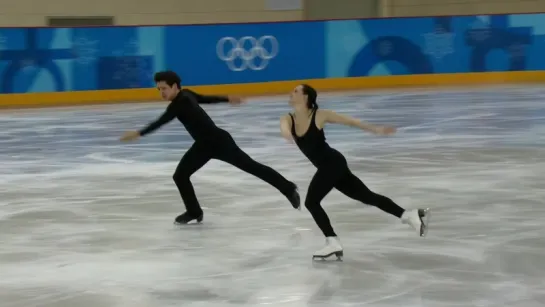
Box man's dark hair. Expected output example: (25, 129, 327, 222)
(154, 70, 181, 88)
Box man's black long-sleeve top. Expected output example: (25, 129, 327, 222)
(138, 89, 229, 141)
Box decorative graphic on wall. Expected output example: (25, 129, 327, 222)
(0, 13, 544, 94)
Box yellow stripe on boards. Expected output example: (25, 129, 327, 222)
(1, 71, 545, 109)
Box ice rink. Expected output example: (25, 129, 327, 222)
(1, 86, 544, 307)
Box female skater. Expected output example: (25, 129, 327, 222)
(280, 84, 430, 260)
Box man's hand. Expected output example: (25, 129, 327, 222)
(120, 131, 141, 142)
(228, 96, 245, 105)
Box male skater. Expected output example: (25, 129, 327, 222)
(121, 70, 300, 224)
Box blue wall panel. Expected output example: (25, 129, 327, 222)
(164, 21, 325, 85)
(324, 15, 545, 77)
(0, 13, 545, 94)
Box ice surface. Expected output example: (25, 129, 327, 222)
(0, 86, 544, 307)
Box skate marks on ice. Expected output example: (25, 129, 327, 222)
(1, 86, 545, 306)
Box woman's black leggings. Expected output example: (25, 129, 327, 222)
(306, 159, 405, 237)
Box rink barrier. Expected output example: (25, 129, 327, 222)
(2, 13, 545, 107)
(2, 71, 545, 108)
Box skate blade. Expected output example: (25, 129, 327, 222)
(174, 214, 203, 226)
(173, 219, 203, 226)
(418, 208, 431, 237)
(174, 221, 202, 225)
(312, 251, 343, 261)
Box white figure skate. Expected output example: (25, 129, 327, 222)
(312, 236, 343, 261)
(402, 208, 431, 237)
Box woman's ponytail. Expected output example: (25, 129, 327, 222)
(302, 84, 318, 110)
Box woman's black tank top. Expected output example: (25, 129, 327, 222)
(289, 109, 340, 167)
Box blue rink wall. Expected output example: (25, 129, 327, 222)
(1, 13, 545, 107)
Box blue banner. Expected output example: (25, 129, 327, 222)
(164, 21, 325, 85)
(325, 14, 544, 77)
(1, 14, 545, 94)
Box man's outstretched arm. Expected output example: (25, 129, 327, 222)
(138, 104, 178, 136)
(120, 103, 178, 142)
(184, 89, 241, 104)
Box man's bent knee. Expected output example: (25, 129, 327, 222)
(173, 170, 190, 183)
(305, 198, 318, 210)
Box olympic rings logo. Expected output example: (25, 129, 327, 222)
(216, 36, 279, 72)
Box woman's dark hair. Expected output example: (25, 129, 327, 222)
(154, 70, 182, 89)
(301, 84, 318, 110)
